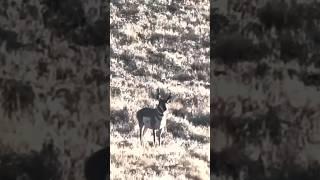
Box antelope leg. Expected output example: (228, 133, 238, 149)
(139, 127, 142, 145)
(142, 126, 148, 136)
(158, 129, 162, 146)
(142, 126, 148, 146)
(153, 129, 155, 145)
(158, 132, 161, 146)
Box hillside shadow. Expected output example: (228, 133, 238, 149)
(84, 147, 108, 180)
(0, 140, 62, 180)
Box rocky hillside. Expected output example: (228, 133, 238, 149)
(110, 0, 210, 179)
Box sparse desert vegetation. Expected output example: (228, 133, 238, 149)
(110, 0, 210, 179)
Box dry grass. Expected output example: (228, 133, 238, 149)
(111, 136, 209, 180)
(110, 0, 210, 179)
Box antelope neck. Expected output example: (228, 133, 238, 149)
(156, 105, 164, 116)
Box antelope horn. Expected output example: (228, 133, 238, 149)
(167, 92, 172, 101)
(156, 88, 160, 99)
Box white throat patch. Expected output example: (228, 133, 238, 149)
(158, 105, 164, 113)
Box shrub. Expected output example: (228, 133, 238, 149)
(214, 33, 257, 64)
(191, 62, 209, 72)
(258, 0, 306, 30)
(1, 80, 35, 117)
(132, 67, 149, 76)
(111, 87, 121, 97)
(172, 108, 189, 119)
(42, 0, 86, 41)
(279, 33, 307, 62)
(189, 114, 209, 127)
(300, 72, 320, 87)
(166, 119, 189, 139)
(110, 108, 129, 124)
(211, 13, 229, 35)
(173, 72, 194, 82)
(255, 62, 270, 78)
(308, 27, 320, 45)
(197, 72, 209, 82)
(257, 0, 288, 30)
(310, 53, 320, 68)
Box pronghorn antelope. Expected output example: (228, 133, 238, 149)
(137, 89, 172, 146)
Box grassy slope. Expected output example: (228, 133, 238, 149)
(110, 0, 210, 179)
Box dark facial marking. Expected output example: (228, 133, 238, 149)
(158, 99, 167, 111)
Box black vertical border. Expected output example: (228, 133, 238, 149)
(105, 0, 111, 178)
(210, 0, 214, 179)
